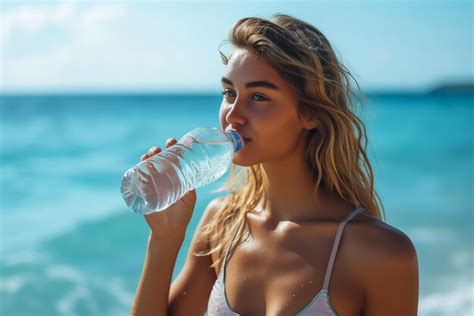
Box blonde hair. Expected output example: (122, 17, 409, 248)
(196, 14, 385, 272)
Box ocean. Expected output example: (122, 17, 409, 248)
(0, 93, 472, 316)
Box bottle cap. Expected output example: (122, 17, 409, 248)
(226, 130, 244, 152)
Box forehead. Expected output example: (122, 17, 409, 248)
(224, 48, 286, 85)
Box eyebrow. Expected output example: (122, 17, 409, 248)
(221, 76, 280, 90)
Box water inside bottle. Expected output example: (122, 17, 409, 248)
(121, 136, 235, 214)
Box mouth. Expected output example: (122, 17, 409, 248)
(226, 128, 252, 144)
(242, 137, 252, 144)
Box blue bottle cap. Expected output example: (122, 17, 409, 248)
(226, 130, 244, 152)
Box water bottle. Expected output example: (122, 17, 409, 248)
(120, 127, 244, 215)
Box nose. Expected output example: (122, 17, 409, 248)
(224, 97, 247, 126)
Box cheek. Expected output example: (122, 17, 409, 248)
(232, 120, 300, 166)
(218, 104, 227, 130)
(257, 118, 301, 149)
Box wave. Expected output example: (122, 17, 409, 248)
(1, 256, 132, 315)
(419, 281, 474, 316)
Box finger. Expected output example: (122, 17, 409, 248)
(140, 154, 149, 162)
(165, 138, 177, 148)
(146, 160, 160, 185)
(148, 146, 160, 155)
(136, 168, 150, 183)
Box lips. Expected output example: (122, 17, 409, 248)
(238, 133, 252, 143)
(227, 128, 252, 143)
(242, 137, 252, 144)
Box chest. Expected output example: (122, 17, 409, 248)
(212, 223, 365, 316)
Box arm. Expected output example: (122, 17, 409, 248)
(131, 231, 186, 316)
(131, 197, 223, 316)
(130, 137, 200, 316)
(167, 197, 224, 316)
(363, 228, 419, 315)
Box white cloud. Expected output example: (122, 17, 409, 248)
(1, 2, 77, 43)
(1, 2, 127, 43)
(1, 2, 129, 91)
(78, 4, 126, 42)
(3, 1, 469, 92)
(1, 2, 212, 92)
(52, 2, 76, 23)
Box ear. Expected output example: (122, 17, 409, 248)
(301, 117, 318, 130)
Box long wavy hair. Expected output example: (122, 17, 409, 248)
(195, 14, 385, 273)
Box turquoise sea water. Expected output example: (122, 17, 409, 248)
(0, 94, 472, 316)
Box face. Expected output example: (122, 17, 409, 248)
(219, 48, 315, 166)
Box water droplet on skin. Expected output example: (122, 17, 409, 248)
(293, 293, 296, 297)
(309, 280, 313, 284)
(300, 284, 304, 287)
(243, 277, 247, 281)
(183, 291, 186, 295)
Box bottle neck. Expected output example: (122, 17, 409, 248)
(226, 130, 244, 152)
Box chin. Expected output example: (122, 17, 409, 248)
(232, 160, 256, 167)
(232, 157, 250, 166)
(231, 153, 259, 167)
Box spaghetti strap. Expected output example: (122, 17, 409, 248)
(322, 207, 365, 290)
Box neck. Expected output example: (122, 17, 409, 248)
(255, 144, 353, 223)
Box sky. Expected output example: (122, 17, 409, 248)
(0, 0, 472, 94)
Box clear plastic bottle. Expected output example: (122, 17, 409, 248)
(120, 127, 244, 215)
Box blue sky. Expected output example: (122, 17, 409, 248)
(1, 0, 472, 93)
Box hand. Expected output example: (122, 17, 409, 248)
(139, 138, 197, 240)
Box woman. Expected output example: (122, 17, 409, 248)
(131, 14, 419, 316)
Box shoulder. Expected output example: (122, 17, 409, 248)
(349, 215, 419, 313)
(352, 215, 418, 263)
(354, 216, 419, 314)
(190, 196, 227, 255)
(201, 196, 227, 224)
(197, 196, 228, 249)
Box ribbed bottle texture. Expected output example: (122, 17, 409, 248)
(120, 127, 243, 215)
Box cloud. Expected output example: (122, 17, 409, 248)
(1, 2, 127, 45)
(4, 1, 470, 92)
(1, 2, 77, 43)
(1, 2, 128, 91)
(77, 4, 127, 42)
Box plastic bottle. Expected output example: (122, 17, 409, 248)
(120, 127, 244, 215)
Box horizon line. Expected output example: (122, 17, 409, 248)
(1, 81, 473, 96)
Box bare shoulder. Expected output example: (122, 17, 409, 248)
(202, 196, 228, 275)
(199, 196, 227, 247)
(179, 195, 227, 265)
(348, 214, 419, 315)
(201, 196, 227, 228)
(207, 196, 227, 215)
(351, 215, 418, 263)
(167, 195, 229, 316)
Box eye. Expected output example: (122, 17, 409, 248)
(221, 89, 236, 98)
(252, 94, 269, 102)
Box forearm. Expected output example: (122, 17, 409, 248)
(131, 232, 185, 316)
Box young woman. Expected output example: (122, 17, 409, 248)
(131, 14, 419, 316)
